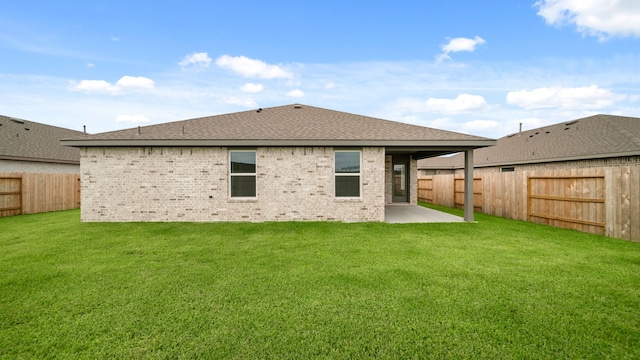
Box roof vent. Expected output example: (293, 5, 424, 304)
(294, 104, 302, 109)
(10, 118, 24, 124)
(565, 120, 578, 126)
(256, 108, 262, 113)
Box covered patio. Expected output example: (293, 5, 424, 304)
(386, 147, 486, 222)
(384, 204, 464, 223)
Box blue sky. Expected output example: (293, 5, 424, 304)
(1, 0, 639, 139)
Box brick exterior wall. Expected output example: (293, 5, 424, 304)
(409, 158, 418, 204)
(80, 146, 386, 222)
(385, 155, 392, 204)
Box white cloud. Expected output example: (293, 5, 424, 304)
(11, 53, 639, 139)
(69, 76, 155, 94)
(424, 94, 489, 114)
(534, 0, 640, 39)
(435, 53, 452, 63)
(442, 36, 486, 53)
(86, 63, 95, 68)
(71, 79, 119, 94)
(225, 97, 258, 108)
(506, 85, 626, 109)
(116, 76, 155, 89)
(286, 89, 304, 98)
(115, 114, 150, 123)
(240, 83, 264, 93)
(178, 52, 212, 69)
(324, 81, 336, 89)
(436, 36, 486, 62)
(111, 35, 120, 42)
(215, 55, 293, 79)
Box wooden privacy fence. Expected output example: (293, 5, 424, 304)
(0, 173, 80, 217)
(527, 176, 605, 235)
(417, 178, 433, 203)
(417, 175, 482, 212)
(454, 177, 483, 212)
(419, 165, 639, 241)
(0, 176, 22, 217)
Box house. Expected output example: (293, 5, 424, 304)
(0, 115, 82, 173)
(61, 104, 495, 222)
(417, 114, 640, 241)
(1, 115, 84, 217)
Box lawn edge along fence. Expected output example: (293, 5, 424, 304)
(419, 164, 639, 242)
(0, 172, 80, 217)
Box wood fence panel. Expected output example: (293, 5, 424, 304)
(453, 176, 482, 212)
(527, 175, 605, 235)
(418, 164, 638, 241)
(0, 172, 80, 217)
(433, 174, 455, 207)
(0, 176, 22, 217)
(417, 177, 433, 203)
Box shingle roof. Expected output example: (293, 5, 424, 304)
(0, 115, 83, 164)
(418, 114, 640, 169)
(61, 104, 493, 148)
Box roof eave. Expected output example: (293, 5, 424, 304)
(61, 138, 497, 148)
(0, 155, 80, 165)
(419, 151, 640, 169)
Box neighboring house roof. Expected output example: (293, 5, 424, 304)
(0, 115, 83, 164)
(419, 114, 640, 169)
(62, 104, 495, 159)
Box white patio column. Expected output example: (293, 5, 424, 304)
(464, 149, 474, 222)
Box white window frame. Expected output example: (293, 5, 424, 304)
(334, 150, 362, 198)
(229, 149, 257, 198)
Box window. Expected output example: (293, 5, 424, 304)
(335, 150, 361, 197)
(230, 150, 256, 197)
(501, 166, 515, 173)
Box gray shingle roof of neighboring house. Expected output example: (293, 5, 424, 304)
(61, 104, 495, 158)
(418, 114, 640, 169)
(0, 115, 83, 164)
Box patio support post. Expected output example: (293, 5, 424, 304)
(464, 149, 474, 222)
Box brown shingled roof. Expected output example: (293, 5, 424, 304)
(418, 114, 640, 169)
(62, 104, 491, 145)
(0, 115, 82, 164)
(61, 104, 495, 159)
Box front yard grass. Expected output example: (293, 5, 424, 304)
(1, 207, 639, 359)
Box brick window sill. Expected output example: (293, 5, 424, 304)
(334, 198, 363, 203)
(227, 198, 259, 203)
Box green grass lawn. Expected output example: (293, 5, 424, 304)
(1, 206, 639, 359)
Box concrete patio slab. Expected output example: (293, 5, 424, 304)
(385, 204, 465, 223)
